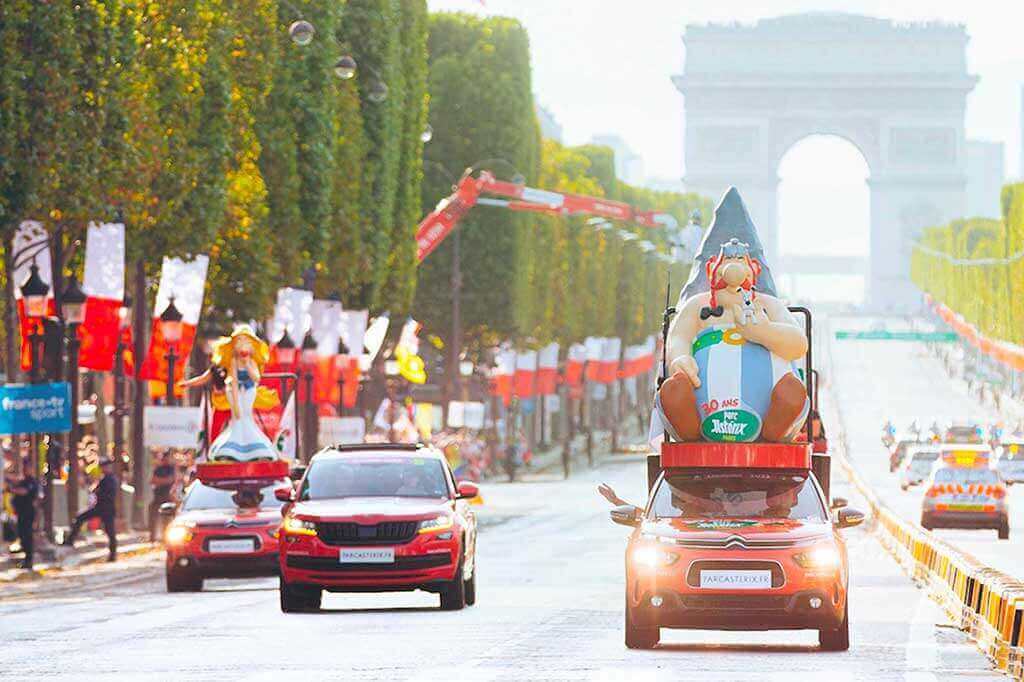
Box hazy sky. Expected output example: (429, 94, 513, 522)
(425, 1, 1024, 300)
(428, 0, 1024, 181)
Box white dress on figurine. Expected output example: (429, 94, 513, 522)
(208, 369, 277, 462)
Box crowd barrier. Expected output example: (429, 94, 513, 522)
(824, 370, 1024, 679)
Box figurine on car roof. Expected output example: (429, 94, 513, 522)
(653, 188, 809, 443)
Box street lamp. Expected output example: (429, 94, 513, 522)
(160, 296, 184, 406)
(60, 275, 87, 522)
(336, 338, 350, 416)
(301, 330, 318, 459)
(420, 124, 433, 143)
(334, 55, 357, 80)
(275, 330, 298, 368)
(289, 20, 315, 46)
(20, 262, 50, 383)
(367, 79, 388, 103)
(113, 295, 132, 487)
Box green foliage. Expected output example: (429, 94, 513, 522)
(911, 183, 1024, 345)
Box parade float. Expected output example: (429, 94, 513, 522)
(179, 325, 298, 488)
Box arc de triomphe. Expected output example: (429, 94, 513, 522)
(674, 13, 977, 308)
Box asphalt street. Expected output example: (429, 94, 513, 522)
(0, 449, 1000, 680)
(827, 316, 1024, 579)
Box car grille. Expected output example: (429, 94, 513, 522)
(286, 553, 451, 572)
(316, 521, 419, 546)
(679, 594, 789, 611)
(685, 560, 786, 588)
(673, 535, 800, 550)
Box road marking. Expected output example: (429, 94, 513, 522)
(903, 588, 940, 682)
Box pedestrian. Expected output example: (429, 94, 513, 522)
(64, 457, 118, 561)
(4, 458, 38, 569)
(149, 450, 176, 542)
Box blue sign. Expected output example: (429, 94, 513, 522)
(0, 382, 73, 435)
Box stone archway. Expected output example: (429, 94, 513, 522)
(674, 12, 977, 309)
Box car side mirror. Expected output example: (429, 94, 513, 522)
(831, 496, 848, 510)
(835, 507, 865, 529)
(456, 481, 479, 500)
(158, 501, 177, 517)
(610, 504, 641, 528)
(274, 487, 294, 503)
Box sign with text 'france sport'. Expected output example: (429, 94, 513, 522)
(0, 383, 72, 435)
(144, 406, 202, 448)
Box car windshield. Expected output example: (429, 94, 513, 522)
(945, 426, 983, 443)
(933, 467, 999, 484)
(300, 455, 450, 500)
(182, 481, 287, 511)
(648, 470, 827, 522)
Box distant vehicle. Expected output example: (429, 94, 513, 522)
(921, 466, 1009, 539)
(277, 443, 479, 613)
(899, 448, 940, 490)
(889, 438, 922, 473)
(943, 424, 984, 444)
(937, 444, 992, 469)
(996, 442, 1024, 485)
(162, 479, 290, 592)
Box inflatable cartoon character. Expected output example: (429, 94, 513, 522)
(656, 188, 809, 443)
(179, 325, 280, 461)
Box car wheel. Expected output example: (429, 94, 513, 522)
(819, 602, 850, 651)
(166, 567, 202, 593)
(439, 557, 466, 611)
(998, 518, 1010, 540)
(624, 593, 659, 649)
(279, 575, 321, 613)
(464, 561, 477, 607)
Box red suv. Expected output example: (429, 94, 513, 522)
(162, 479, 290, 592)
(277, 443, 479, 612)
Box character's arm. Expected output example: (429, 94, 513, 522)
(665, 295, 704, 388)
(177, 368, 212, 390)
(736, 296, 808, 361)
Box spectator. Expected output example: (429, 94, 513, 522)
(4, 458, 38, 569)
(64, 457, 118, 561)
(149, 450, 176, 541)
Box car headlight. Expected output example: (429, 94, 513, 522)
(282, 516, 317, 536)
(631, 545, 678, 569)
(793, 545, 840, 570)
(418, 515, 454, 534)
(164, 522, 194, 545)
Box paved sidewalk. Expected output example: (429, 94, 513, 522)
(1, 530, 159, 589)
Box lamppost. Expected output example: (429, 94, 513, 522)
(384, 359, 400, 443)
(112, 296, 131, 474)
(60, 275, 87, 523)
(19, 262, 50, 384)
(160, 297, 184, 407)
(336, 338, 350, 416)
(301, 330, 318, 459)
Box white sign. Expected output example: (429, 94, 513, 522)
(143, 406, 202, 448)
(544, 394, 560, 414)
(318, 416, 366, 447)
(447, 401, 486, 429)
(339, 547, 394, 563)
(699, 570, 772, 590)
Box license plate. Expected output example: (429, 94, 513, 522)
(699, 570, 772, 590)
(339, 547, 395, 564)
(207, 538, 256, 554)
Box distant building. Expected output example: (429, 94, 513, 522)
(534, 103, 563, 143)
(965, 140, 1005, 218)
(590, 134, 645, 185)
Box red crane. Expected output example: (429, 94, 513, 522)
(415, 170, 677, 262)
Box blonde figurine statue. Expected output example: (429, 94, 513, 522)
(179, 325, 281, 462)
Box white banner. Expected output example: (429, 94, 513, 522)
(318, 416, 366, 447)
(364, 313, 390, 361)
(340, 309, 369, 357)
(270, 287, 313, 344)
(544, 394, 561, 413)
(154, 255, 209, 325)
(310, 299, 343, 357)
(446, 401, 485, 429)
(144, 406, 202, 448)
(12, 221, 52, 301)
(83, 221, 125, 299)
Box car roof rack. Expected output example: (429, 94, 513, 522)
(328, 442, 429, 452)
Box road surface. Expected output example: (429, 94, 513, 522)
(827, 316, 1024, 579)
(0, 451, 1000, 680)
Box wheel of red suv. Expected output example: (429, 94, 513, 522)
(464, 560, 477, 607)
(624, 593, 658, 649)
(166, 568, 202, 593)
(279, 575, 322, 613)
(818, 601, 850, 651)
(439, 556, 466, 611)
(998, 518, 1010, 540)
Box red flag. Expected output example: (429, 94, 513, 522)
(79, 221, 125, 371)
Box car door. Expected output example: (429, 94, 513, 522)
(448, 463, 477, 567)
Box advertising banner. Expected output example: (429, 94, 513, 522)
(0, 382, 72, 435)
(318, 416, 366, 447)
(144, 406, 202, 448)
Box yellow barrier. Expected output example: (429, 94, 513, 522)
(827, 402, 1024, 679)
